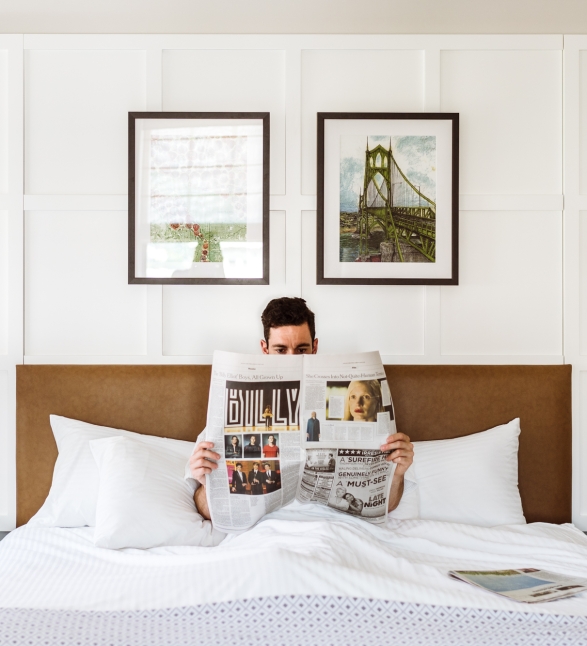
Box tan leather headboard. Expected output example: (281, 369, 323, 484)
(16, 364, 571, 527)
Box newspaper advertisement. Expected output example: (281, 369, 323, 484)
(449, 569, 587, 603)
(205, 350, 396, 532)
(295, 352, 396, 525)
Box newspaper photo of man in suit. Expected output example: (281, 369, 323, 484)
(230, 462, 248, 494)
(248, 462, 264, 495)
(262, 461, 281, 493)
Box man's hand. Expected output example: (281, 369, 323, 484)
(189, 441, 220, 486)
(380, 432, 414, 477)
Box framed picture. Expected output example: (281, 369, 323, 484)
(128, 112, 269, 285)
(317, 112, 459, 285)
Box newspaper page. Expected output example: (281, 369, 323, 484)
(449, 569, 587, 603)
(204, 351, 304, 533)
(296, 351, 396, 525)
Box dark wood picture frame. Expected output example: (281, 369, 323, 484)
(128, 112, 270, 285)
(317, 112, 459, 285)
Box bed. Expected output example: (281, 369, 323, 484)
(1, 364, 585, 646)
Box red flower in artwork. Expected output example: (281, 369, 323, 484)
(170, 223, 180, 230)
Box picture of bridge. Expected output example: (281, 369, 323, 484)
(340, 136, 436, 263)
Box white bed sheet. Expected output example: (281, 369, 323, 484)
(1, 501, 586, 616)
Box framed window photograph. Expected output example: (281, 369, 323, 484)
(128, 112, 269, 285)
(317, 112, 459, 285)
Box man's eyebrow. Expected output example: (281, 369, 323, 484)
(270, 342, 312, 350)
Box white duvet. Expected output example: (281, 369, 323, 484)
(1, 501, 587, 617)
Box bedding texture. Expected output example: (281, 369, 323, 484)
(2, 503, 586, 616)
(1, 597, 587, 646)
(411, 418, 526, 526)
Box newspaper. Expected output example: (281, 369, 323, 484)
(449, 569, 587, 603)
(204, 350, 396, 533)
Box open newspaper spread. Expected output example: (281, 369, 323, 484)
(449, 569, 587, 603)
(204, 350, 396, 532)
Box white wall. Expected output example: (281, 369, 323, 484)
(0, 33, 584, 528)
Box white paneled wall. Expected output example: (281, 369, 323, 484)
(24, 211, 148, 356)
(566, 37, 587, 528)
(440, 50, 562, 196)
(441, 212, 563, 357)
(0, 33, 585, 528)
(25, 50, 146, 195)
(0, 51, 8, 196)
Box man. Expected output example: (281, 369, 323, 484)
(189, 296, 414, 520)
(327, 453, 336, 471)
(306, 411, 320, 442)
(230, 463, 247, 494)
(248, 462, 264, 495)
(263, 462, 280, 493)
(244, 434, 261, 458)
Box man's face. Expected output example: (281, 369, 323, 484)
(236, 465, 242, 472)
(311, 412, 316, 419)
(250, 436, 257, 445)
(264, 464, 270, 471)
(261, 323, 318, 355)
(253, 463, 259, 470)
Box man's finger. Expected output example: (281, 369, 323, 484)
(380, 441, 413, 453)
(192, 451, 221, 462)
(194, 456, 219, 467)
(385, 450, 412, 462)
(385, 433, 410, 442)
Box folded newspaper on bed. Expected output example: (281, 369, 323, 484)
(204, 350, 396, 532)
(449, 569, 587, 603)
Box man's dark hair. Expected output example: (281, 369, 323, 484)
(261, 297, 316, 342)
(236, 462, 242, 467)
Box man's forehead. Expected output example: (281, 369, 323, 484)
(268, 323, 313, 344)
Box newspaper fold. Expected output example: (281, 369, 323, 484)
(204, 350, 396, 532)
(449, 569, 587, 603)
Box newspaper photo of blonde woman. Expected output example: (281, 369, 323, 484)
(343, 380, 385, 422)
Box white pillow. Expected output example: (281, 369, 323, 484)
(90, 436, 225, 549)
(411, 418, 525, 527)
(30, 415, 196, 528)
(387, 466, 419, 521)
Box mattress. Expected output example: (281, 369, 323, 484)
(1, 502, 587, 645)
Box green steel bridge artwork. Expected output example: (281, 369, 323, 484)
(340, 136, 436, 263)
